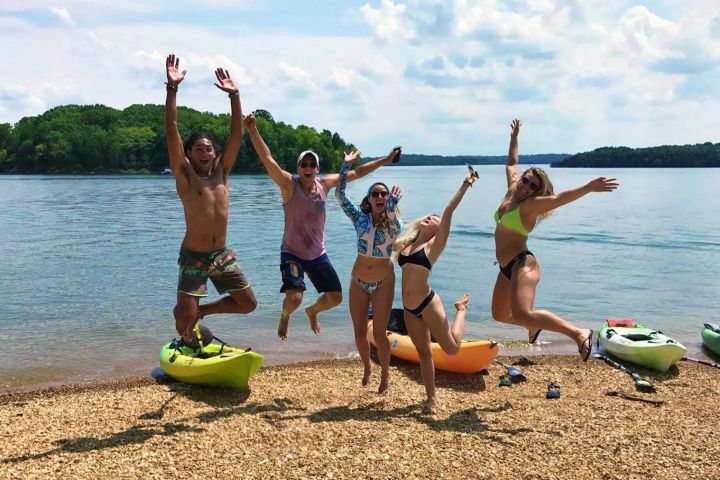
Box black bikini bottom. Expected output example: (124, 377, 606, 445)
(499, 250, 534, 280)
(403, 289, 436, 317)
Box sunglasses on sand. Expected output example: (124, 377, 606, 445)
(370, 191, 389, 198)
(298, 161, 318, 169)
(521, 175, 539, 191)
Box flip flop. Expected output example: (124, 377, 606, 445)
(529, 329, 542, 344)
(579, 330, 594, 362)
(546, 381, 561, 399)
(499, 375, 513, 387)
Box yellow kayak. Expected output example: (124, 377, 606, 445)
(159, 341, 263, 389)
(368, 321, 498, 374)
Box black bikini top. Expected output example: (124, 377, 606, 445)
(398, 247, 432, 271)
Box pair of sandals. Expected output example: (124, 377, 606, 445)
(499, 375, 561, 400)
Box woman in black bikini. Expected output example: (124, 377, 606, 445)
(393, 169, 477, 412)
(492, 119, 618, 360)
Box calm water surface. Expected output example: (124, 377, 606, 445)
(1, 166, 719, 391)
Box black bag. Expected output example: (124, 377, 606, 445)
(386, 308, 407, 335)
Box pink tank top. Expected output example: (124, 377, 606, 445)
(281, 176, 327, 260)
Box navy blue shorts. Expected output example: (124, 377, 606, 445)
(280, 252, 342, 294)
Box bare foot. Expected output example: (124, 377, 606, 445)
(420, 398, 437, 414)
(378, 373, 389, 396)
(454, 293, 470, 311)
(305, 306, 321, 335)
(277, 311, 290, 341)
(362, 365, 372, 387)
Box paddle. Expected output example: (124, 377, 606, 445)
(494, 359, 526, 380)
(592, 353, 656, 393)
(681, 357, 720, 369)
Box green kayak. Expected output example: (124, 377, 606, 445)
(598, 319, 686, 372)
(702, 323, 720, 356)
(159, 340, 263, 389)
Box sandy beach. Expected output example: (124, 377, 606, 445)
(2, 355, 718, 480)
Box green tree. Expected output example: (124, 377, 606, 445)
(1, 104, 356, 174)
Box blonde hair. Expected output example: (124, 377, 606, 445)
(392, 214, 436, 261)
(506, 166, 555, 221)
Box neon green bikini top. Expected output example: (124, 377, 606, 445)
(494, 205, 530, 236)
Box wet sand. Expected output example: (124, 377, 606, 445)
(1, 355, 718, 479)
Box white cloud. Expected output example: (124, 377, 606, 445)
(0, 16, 34, 32)
(614, 6, 681, 61)
(50, 7, 76, 27)
(361, 0, 416, 41)
(278, 62, 313, 83)
(1, 1, 720, 155)
(0, 85, 45, 116)
(329, 67, 358, 89)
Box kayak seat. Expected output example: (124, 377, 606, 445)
(622, 334, 654, 342)
(705, 323, 720, 334)
(606, 329, 658, 342)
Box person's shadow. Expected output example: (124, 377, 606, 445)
(2, 374, 304, 466)
(280, 400, 533, 446)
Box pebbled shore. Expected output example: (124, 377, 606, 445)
(1, 355, 718, 479)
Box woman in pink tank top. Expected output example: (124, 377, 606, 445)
(245, 114, 396, 342)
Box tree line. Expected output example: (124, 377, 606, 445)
(4, 104, 716, 173)
(0, 105, 355, 174)
(552, 144, 720, 168)
(395, 153, 569, 166)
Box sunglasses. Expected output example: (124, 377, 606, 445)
(298, 161, 318, 169)
(370, 191, 388, 198)
(521, 175, 539, 191)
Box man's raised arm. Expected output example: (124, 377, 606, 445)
(244, 114, 294, 194)
(214, 68, 243, 179)
(164, 54, 188, 179)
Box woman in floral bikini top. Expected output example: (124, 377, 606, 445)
(335, 148, 402, 395)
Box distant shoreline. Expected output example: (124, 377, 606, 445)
(552, 143, 720, 168)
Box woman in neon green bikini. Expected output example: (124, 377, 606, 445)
(491, 119, 618, 360)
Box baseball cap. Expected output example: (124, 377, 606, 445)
(297, 150, 320, 165)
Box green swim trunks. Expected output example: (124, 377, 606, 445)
(177, 247, 250, 297)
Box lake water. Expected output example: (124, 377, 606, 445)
(1, 166, 719, 392)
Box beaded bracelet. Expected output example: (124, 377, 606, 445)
(165, 82, 178, 92)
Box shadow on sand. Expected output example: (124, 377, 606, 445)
(2, 374, 305, 465)
(279, 400, 533, 446)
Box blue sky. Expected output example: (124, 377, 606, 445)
(1, 1, 719, 156)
